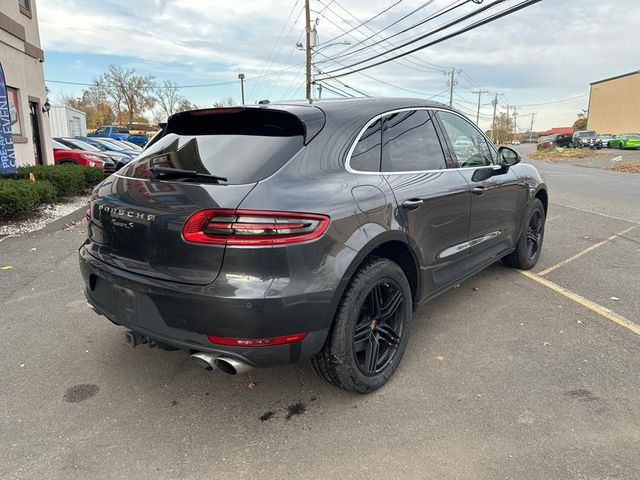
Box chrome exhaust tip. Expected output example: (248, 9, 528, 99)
(190, 352, 217, 371)
(214, 356, 253, 375)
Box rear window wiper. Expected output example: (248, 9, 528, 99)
(150, 166, 227, 183)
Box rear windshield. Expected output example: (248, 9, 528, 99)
(120, 108, 305, 184)
(113, 127, 129, 134)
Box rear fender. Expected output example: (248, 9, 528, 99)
(326, 227, 419, 330)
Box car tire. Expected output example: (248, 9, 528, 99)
(311, 256, 412, 394)
(502, 198, 546, 270)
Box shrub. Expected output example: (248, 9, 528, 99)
(0, 179, 57, 220)
(12, 164, 102, 197)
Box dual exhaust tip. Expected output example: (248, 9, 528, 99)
(190, 352, 253, 375)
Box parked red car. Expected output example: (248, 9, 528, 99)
(52, 139, 107, 170)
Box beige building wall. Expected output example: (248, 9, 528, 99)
(587, 72, 640, 135)
(0, 0, 52, 166)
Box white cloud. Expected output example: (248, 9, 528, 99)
(38, 0, 640, 129)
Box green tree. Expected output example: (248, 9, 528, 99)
(573, 111, 588, 131)
(58, 91, 115, 130)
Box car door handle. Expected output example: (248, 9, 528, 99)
(472, 186, 486, 196)
(401, 199, 424, 210)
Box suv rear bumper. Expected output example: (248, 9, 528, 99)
(79, 246, 336, 368)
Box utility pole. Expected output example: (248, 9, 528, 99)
(318, 83, 322, 99)
(444, 68, 461, 107)
(528, 112, 536, 143)
(512, 106, 518, 142)
(238, 73, 245, 105)
(472, 90, 490, 126)
(304, 0, 312, 101)
(491, 93, 498, 144)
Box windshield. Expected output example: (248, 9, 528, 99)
(120, 140, 142, 150)
(578, 131, 597, 138)
(95, 138, 127, 150)
(66, 138, 101, 152)
(625, 133, 640, 138)
(52, 140, 70, 150)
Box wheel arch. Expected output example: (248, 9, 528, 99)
(534, 187, 548, 215)
(329, 231, 421, 327)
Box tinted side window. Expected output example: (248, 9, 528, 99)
(437, 111, 494, 167)
(350, 119, 381, 172)
(382, 110, 446, 172)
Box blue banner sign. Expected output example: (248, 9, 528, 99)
(0, 62, 18, 175)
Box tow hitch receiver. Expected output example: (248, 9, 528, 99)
(126, 330, 154, 348)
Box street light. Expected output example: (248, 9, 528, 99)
(238, 73, 245, 105)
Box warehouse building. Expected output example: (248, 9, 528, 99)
(0, 0, 52, 166)
(587, 70, 640, 135)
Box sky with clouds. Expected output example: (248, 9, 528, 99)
(39, 0, 639, 131)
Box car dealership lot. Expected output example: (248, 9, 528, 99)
(1, 154, 639, 479)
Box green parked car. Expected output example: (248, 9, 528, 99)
(609, 134, 640, 149)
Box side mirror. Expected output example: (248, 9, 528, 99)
(498, 146, 521, 168)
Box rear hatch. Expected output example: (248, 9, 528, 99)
(85, 106, 323, 285)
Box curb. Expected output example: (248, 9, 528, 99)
(40, 204, 88, 235)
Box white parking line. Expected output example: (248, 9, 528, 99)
(551, 203, 640, 226)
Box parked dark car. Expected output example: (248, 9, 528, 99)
(572, 130, 601, 149)
(80, 99, 548, 393)
(538, 133, 572, 149)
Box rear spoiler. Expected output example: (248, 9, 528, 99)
(164, 106, 326, 145)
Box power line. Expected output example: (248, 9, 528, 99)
(316, 0, 448, 74)
(314, 50, 446, 99)
(315, 0, 465, 67)
(319, 0, 508, 76)
(514, 93, 589, 107)
(45, 63, 305, 91)
(249, 0, 302, 100)
(317, 0, 542, 80)
(320, 0, 405, 46)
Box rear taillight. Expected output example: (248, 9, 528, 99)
(182, 209, 330, 246)
(208, 332, 308, 347)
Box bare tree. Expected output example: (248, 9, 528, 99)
(153, 80, 182, 119)
(152, 80, 198, 124)
(94, 65, 155, 128)
(213, 97, 235, 108)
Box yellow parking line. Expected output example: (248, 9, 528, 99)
(538, 225, 638, 276)
(520, 270, 640, 336)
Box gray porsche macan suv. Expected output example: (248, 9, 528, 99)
(80, 98, 548, 393)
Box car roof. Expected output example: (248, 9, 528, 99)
(267, 97, 451, 118)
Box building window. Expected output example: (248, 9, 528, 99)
(19, 0, 32, 17)
(7, 87, 23, 136)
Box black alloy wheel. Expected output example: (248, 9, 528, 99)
(352, 280, 404, 376)
(526, 209, 543, 261)
(311, 256, 412, 393)
(501, 198, 546, 270)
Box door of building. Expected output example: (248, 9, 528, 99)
(29, 102, 43, 165)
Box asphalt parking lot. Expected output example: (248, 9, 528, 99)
(1, 151, 639, 479)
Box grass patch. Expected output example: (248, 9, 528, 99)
(529, 148, 603, 161)
(607, 161, 640, 174)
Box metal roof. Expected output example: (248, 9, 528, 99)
(590, 70, 640, 86)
